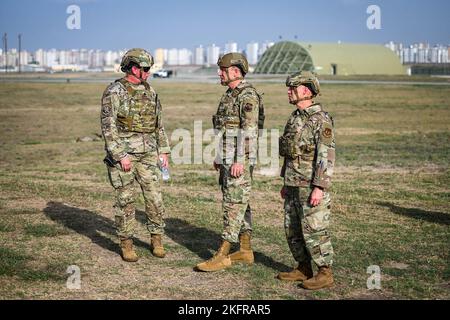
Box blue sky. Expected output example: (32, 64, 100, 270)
(0, 0, 449, 51)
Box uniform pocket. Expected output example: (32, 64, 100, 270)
(107, 166, 123, 189)
(319, 242, 333, 258)
(223, 169, 251, 204)
(304, 207, 330, 232)
(302, 192, 331, 232)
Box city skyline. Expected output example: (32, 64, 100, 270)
(1, 40, 448, 74)
(0, 0, 449, 52)
(0, 40, 280, 71)
(2, 39, 448, 54)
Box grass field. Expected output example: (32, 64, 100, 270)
(0, 78, 449, 300)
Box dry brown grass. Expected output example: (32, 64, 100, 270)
(0, 79, 449, 300)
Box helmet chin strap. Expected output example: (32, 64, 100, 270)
(222, 68, 243, 86)
(136, 69, 146, 83)
(129, 67, 146, 84)
(290, 87, 313, 104)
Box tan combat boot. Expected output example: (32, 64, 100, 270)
(195, 241, 232, 272)
(120, 238, 139, 262)
(277, 261, 313, 281)
(301, 266, 334, 290)
(229, 232, 254, 265)
(151, 234, 166, 258)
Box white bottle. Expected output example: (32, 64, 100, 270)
(159, 156, 170, 182)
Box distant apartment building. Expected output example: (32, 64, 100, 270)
(35, 49, 47, 66)
(46, 49, 58, 67)
(68, 49, 80, 65)
(58, 50, 69, 65)
(154, 48, 166, 66)
(178, 49, 192, 65)
(164, 48, 193, 66)
(194, 45, 205, 65)
(104, 50, 120, 66)
(207, 44, 220, 66)
(167, 48, 179, 65)
(246, 42, 259, 65)
(224, 42, 238, 54)
(386, 41, 449, 64)
(0, 40, 279, 72)
(89, 49, 104, 68)
(5, 48, 18, 66)
(19, 51, 30, 66)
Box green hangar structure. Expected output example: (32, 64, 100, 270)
(254, 41, 406, 75)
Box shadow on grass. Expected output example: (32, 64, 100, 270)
(43, 202, 290, 272)
(43, 201, 149, 255)
(164, 217, 292, 272)
(136, 212, 291, 273)
(378, 202, 450, 226)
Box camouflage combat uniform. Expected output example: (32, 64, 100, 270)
(279, 103, 335, 268)
(213, 80, 261, 243)
(101, 78, 170, 239)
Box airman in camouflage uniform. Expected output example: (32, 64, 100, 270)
(277, 71, 336, 290)
(196, 53, 263, 272)
(100, 48, 171, 262)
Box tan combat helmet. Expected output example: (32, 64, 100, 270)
(286, 71, 320, 97)
(120, 48, 154, 72)
(217, 52, 249, 75)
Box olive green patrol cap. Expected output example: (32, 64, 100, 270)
(217, 52, 249, 74)
(286, 71, 320, 96)
(120, 48, 154, 72)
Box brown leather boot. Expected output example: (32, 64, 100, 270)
(301, 266, 334, 290)
(229, 232, 254, 265)
(120, 238, 139, 262)
(195, 241, 232, 272)
(151, 234, 165, 258)
(277, 261, 313, 281)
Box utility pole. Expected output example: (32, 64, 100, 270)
(18, 33, 22, 73)
(2, 33, 7, 73)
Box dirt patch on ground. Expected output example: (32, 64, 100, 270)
(345, 289, 396, 300)
(384, 261, 410, 270)
(1, 194, 48, 213)
(337, 164, 445, 175)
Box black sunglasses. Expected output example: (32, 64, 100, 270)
(141, 67, 151, 72)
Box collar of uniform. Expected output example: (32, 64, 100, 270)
(293, 108, 302, 117)
(122, 77, 146, 89)
(229, 80, 247, 93)
(301, 103, 322, 117)
(128, 82, 146, 89)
